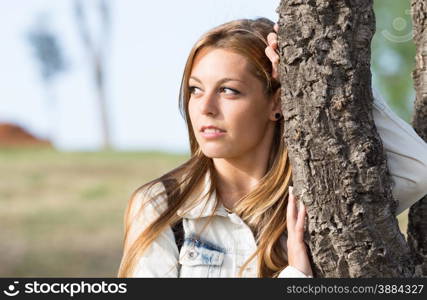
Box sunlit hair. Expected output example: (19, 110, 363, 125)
(117, 17, 292, 278)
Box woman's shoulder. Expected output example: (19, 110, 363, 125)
(123, 180, 172, 254)
(128, 180, 169, 220)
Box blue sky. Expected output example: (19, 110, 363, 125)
(0, 0, 280, 153)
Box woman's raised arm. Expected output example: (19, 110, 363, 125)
(372, 87, 427, 216)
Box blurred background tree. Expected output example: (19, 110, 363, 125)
(372, 0, 416, 122)
(73, 0, 112, 150)
(26, 13, 68, 143)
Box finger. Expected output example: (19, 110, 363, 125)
(265, 47, 279, 79)
(295, 201, 306, 239)
(267, 38, 278, 52)
(272, 62, 279, 80)
(265, 46, 273, 61)
(265, 47, 279, 65)
(265, 47, 279, 64)
(271, 40, 278, 51)
(274, 23, 279, 33)
(267, 32, 277, 46)
(287, 186, 297, 229)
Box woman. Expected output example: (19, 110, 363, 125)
(117, 17, 427, 278)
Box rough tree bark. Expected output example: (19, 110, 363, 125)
(277, 0, 414, 277)
(407, 0, 427, 278)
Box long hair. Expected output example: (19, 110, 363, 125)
(117, 17, 293, 278)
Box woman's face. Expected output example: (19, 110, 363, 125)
(188, 46, 278, 159)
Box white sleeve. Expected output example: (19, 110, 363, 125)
(372, 87, 427, 216)
(123, 183, 180, 277)
(277, 266, 313, 278)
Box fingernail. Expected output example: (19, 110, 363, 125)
(289, 186, 293, 195)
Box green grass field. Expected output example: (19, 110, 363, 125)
(0, 147, 409, 276)
(0, 147, 189, 276)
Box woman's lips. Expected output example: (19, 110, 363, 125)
(201, 131, 226, 139)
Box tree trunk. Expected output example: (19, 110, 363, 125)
(74, 0, 112, 150)
(407, 0, 427, 278)
(277, 0, 414, 277)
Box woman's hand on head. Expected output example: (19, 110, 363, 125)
(265, 23, 280, 80)
(286, 186, 313, 277)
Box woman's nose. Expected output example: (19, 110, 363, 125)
(200, 91, 219, 116)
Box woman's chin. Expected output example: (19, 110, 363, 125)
(201, 148, 229, 158)
(203, 152, 225, 158)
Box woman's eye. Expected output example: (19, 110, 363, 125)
(189, 86, 201, 94)
(220, 87, 240, 95)
(189, 86, 240, 96)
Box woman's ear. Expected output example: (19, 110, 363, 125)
(269, 89, 282, 121)
(273, 88, 281, 104)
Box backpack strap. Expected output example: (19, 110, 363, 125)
(161, 178, 185, 253)
(172, 220, 184, 253)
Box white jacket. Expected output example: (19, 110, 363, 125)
(123, 88, 427, 278)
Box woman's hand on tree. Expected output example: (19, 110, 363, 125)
(265, 23, 280, 80)
(286, 186, 313, 277)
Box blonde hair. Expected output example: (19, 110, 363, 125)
(118, 17, 292, 278)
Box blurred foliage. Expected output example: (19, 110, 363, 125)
(27, 16, 67, 83)
(372, 0, 416, 123)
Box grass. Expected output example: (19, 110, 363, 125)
(0, 147, 409, 276)
(0, 147, 189, 276)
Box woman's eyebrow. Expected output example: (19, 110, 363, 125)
(189, 76, 245, 85)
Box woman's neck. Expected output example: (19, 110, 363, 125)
(211, 119, 276, 210)
(213, 150, 269, 210)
